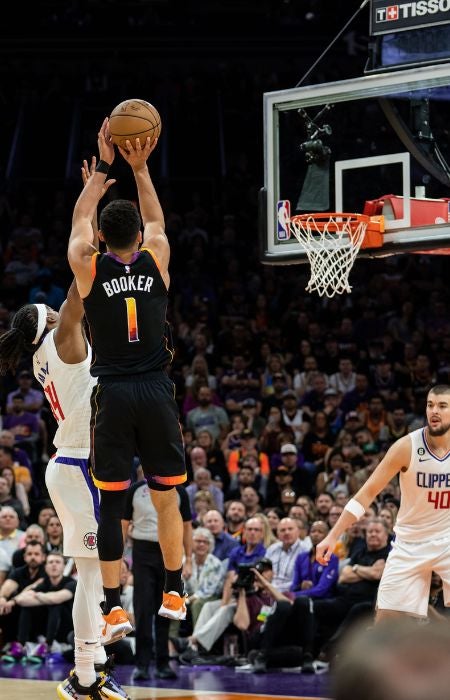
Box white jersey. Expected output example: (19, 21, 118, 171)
(33, 329, 96, 457)
(394, 427, 450, 542)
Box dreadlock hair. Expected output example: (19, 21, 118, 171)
(0, 304, 39, 375)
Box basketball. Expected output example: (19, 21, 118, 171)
(109, 99, 162, 149)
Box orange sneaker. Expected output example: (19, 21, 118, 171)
(158, 591, 187, 620)
(101, 606, 133, 645)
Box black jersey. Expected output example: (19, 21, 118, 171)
(83, 248, 173, 377)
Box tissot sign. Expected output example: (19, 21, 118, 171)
(371, 0, 450, 34)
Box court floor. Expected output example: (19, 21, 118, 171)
(0, 661, 332, 700)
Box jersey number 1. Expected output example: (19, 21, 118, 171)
(125, 297, 140, 343)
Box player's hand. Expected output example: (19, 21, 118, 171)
(97, 117, 115, 166)
(118, 136, 158, 171)
(316, 535, 337, 565)
(81, 156, 116, 196)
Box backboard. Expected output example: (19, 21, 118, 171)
(261, 62, 450, 265)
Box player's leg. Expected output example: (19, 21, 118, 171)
(376, 539, 432, 620)
(97, 489, 131, 632)
(89, 381, 134, 627)
(71, 557, 104, 684)
(430, 538, 450, 612)
(46, 456, 102, 689)
(150, 488, 184, 571)
(136, 374, 187, 619)
(46, 457, 130, 699)
(150, 486, 185, 609)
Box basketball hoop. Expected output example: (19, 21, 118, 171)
(290, 213, 383, 298)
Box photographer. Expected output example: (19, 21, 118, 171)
(179, 517, 266, 662)
(249, 520, 339, 674)
(233, 559, 290, 654)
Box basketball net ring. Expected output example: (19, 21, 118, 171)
(290, 213, 371, 298)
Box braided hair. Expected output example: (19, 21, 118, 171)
(0, 304, 39, 375)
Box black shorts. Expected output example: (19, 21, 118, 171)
(90, 371, 186, 491)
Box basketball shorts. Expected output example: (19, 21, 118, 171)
(90, 371, 186, 491)
(45, 453, 100, 559)
(377, 536, 450, 617)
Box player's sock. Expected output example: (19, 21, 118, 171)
(164, 567, 184, 595)
(94, 642, 107, 666)
(102, 588, 122, 615)
(74, 638, 97, 687)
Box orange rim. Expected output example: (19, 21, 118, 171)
(290, 212, 370, 233)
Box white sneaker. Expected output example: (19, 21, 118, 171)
(158, 591, 187, 620)
(101, 607, 133, 645)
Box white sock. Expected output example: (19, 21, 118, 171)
(74, 638, 97, 687)
(94, 642, 107, 666)
(72, 557, 104, 684)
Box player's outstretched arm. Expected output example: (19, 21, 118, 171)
(316, 435, 410, 565)
(118, 137, 169, 278)
(81, 155, 115, 251)
(69, 119, 115, 297)
(52, 280, 88, 364)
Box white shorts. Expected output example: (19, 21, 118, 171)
(377, 536, 450, 617)
(45, 454, 99, 559)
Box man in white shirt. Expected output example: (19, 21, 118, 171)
(265, 518, 310, 592)
(281, 391, 309, 445)
(329, 358, 356, 395)
(0, 507, 24, 565)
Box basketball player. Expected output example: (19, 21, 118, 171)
(68, 118, 187, 633)
(0, 164, 129, 700)
(317, 384, 450, 622)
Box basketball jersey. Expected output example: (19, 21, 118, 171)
(395, 427, 450, 542)
(83, 249, 173, 376)
(33, 329, 96, 455)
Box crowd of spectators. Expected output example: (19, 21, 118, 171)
(1, 194, 450, 666)
(1, 0, 450, 673)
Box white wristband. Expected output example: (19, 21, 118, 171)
(344, 498, 365, 520)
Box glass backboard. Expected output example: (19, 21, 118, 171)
(261, 62, 450, 264)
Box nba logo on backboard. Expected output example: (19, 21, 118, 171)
(277, 200, 291, 241)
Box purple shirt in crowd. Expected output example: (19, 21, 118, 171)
(213, 531, 240, 561)
(3, 413, 39, 442)
(7, 388, 44, 412)
(227, 542, 267, 572)
(290, 550, 339, 599)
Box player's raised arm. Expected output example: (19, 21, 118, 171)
(118, 137, 169, 279)
(316, 435, 411, 565)
(68, 119, 116, 296)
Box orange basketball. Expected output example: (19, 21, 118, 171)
(109, 99, 162, 149)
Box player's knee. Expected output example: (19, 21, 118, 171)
(99, 489, 128, 519)
(148, 481, 175, 493)
(98, 490, 127, 561)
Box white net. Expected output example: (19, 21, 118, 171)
(290, 213, 368, 298)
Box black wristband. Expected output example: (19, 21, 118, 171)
(95, 160, 110, 175)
